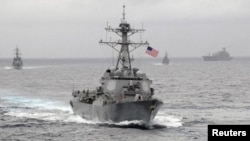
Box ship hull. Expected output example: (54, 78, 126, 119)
(203, 56, 232, 61)
(12, 65, 23, 69)
(12, 61, 23, 69)
(70, 99, 163, 123)
(162, 59, 169, 64)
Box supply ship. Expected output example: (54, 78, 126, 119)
(203, 48, 233, 61)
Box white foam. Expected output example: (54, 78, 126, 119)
(2, 65, 51, 70)
(23, 66, 49, 69)
(98, 120, 145, 126)
(153, 63, 163, 66)
(115, 120, 144, 125)
(3, 66, 13, 70)
(5, 110, 57, 120)
(153, 113, 183, 127)
(4, 108, 100, 125)
(2, 96, 72, 113)
(64, 115, 98, 124)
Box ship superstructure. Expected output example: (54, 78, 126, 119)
(70, 6, 163, 124)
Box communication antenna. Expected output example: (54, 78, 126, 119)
(122, 5, 126, 21)
(106, 22, 108, 41)
(112, 49, 114, 66)
(140, 22, 144, 43)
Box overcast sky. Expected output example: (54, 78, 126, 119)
(0, 0, 250, 58)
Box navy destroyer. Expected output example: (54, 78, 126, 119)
(203, 48, 233, 61)
(162, 51, 169, 65)
(12, 47, 23, 69)
(70, 6, 163, 124)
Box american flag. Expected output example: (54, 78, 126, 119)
(145, 46, 159, 57)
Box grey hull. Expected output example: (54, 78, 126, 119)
(12, 65, 23, 69)
(70, 99, 163, 123)
(12, 62, 23, 69)
(203, 56, 232, 61)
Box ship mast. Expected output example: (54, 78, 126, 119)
(99, 5, 149, 70)
(15, 46, 20, 58)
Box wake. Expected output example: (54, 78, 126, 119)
(3, 66, 51, 70)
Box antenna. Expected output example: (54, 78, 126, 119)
(106, 22, 108, 41)
(14, 45, 21, 58)
(112, 50, 114, 66)
(122, 5, 126, 21)
(140, 22, 143, 42)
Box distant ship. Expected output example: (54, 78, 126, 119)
(12, 47, 23, 69)
(203, 48, 233, 61)
(162, 51, 169, 64)
(70, 6, 163, 124)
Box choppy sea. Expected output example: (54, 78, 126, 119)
(0, 57, 250, 141)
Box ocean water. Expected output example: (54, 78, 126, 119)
(0, 57, 250, 141)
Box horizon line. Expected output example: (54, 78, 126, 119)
(1, 56, 250, 60)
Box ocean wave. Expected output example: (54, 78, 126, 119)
(1, 95, 72, 113)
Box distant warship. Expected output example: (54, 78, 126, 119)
(12, 47, 23, 69)
(203, 48, 233, 61)
(162, 51, 169, 64)
(70, 6, 163, 124)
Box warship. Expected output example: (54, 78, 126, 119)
(203, 48, 233, 61)
(162, 51, 169, 65)
(70, 6, 163, 124)
(12, 47, 23, 69)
